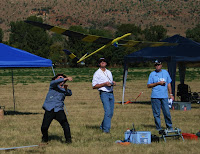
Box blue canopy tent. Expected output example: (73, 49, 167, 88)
(0, 43, 55, 110)
(122, 35, 200, 104)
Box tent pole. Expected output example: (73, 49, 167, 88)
(167, 59, 176, 99)
(178, 62, 186, 84)
(11, 69, 16, 111)
(51, 66, 55, 76)
(122, 63, 128, 105)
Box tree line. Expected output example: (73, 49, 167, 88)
(0, 16, 200, 67)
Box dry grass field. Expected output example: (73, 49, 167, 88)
(0, 74, 199, 153)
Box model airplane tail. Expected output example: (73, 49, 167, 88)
(63, 49, 79, 63)
(63, 49, 87, 65)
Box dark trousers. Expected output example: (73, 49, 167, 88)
(41, 109, 71, 142)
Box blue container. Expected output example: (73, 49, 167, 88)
(124, 130, 133, 142)
(125, 131, 151, 144)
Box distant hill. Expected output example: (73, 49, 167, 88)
(0, 0, 199, 41)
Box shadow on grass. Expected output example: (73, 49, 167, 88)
(191, 106, 200, 109)
(85, 125, 100, 130)
(115, 101, 151, 105)
(133, 101, 151, 105)
(141, 124, 156, 129)
(49, 135, 63, 143)
(4, 111, 41, 115)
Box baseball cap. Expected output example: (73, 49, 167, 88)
(52, 73, 67, 80)
(154, 60, 162, 65)
(99, 58, 107, 63)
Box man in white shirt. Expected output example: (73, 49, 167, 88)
(92, 58, 116, 133)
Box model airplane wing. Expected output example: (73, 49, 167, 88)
(24, 21, 177, 47)
(24, 20, 178, 63)
(118, 40, 177, 48)
(24, 20, 113, 44)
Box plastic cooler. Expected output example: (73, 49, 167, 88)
(125, 131, 151, 144)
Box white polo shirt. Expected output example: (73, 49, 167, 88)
(92, 68, 113, 92)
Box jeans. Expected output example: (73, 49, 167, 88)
(151, 98, 173, 130)
(100, 91, 115, 133)
(41, 109, 71, 142)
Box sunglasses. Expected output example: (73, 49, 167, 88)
(154, 64, 161, 66)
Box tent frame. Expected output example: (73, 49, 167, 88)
(10, 66, 55, 111)
(0, 43, 54, 111)
(122, 34, 200, 105)
(122, 59, 180, 105)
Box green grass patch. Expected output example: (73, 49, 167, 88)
(0, 67, 200, 84)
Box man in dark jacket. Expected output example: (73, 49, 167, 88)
(41, 73, 73, 143)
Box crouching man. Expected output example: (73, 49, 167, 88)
(41, 73, 73, 143)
